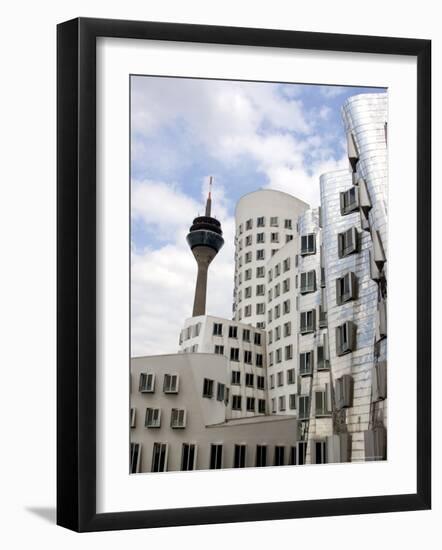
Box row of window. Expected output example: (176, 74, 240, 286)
(236, 265, 265, 283)
(230, 395, 266, 413)
(134, 407, 188, 429)
(238, 217, 293, 233)
(267, 299, 291, 322)
(238, 231, 292, 249)
(236, 244, 293, 266)
(202, 378, 265, 412)
(213, 345, 264, 366)
(212, 323, 262, 345)
(268, 345, 294, 366)
(139, 373, 178, 394)
(270, 393, 297, 413)
(231, 371, 266, 389)
(237, 303, 265, 319)
(269, 368, 295, 388)
(268, 257, 291, 281)
(180, 322, 201, 343)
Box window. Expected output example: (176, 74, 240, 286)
(300, 309, 316, 333)
(214, 344, 224, 355)
(258, 399, 266, 413)
(246, 218, 253, 230)
(289, 446, 297, 465)
(283, 278, 290, 292)
(193, 323, 201, 337)
(276, 348, 282, 363)
(268, 309, 273, 323)
(297, 441, 307, 465)
(285, 344, 293, 360)
(245, 268, 252, 281)
(298, 396, 310, 420)
(300, 234, 316, 255)
(268, 329, 273, 344)
(170, 408, 186, 428)
(230, 347, 240, 361)
(300, 270, 316, 294)
(163, 374, 179, 393)
(254, 332, 261, 346)
(245, 372, 254, 387)
(145, 408, 161, 428)
(246, 397, 255, 412)
(256, 353, 263, 367)
(271, 398, 277, 413)
(256, 266, 265, 278)
(336, 321, 357, 355)
(257, 216, 265, 227)
(313, 441, 327, 464)
(299, 351, 313, 376)
(151, 442, 168, 472)
(283, 300, 290, 314)
(271, 232, 279, 243)
(256, 284, 265, 296)
(364, 425, 387, 461)
(315, 390, 329, 417)
(336, 272, 357, 304)
(181, 443, 197, 471)
(286, 234, 293, 243)
(245, 251, 252, 263)
(232, 395, 242, 410)
(283, 257, 291, 272)
(274, 446, 285, 466)
(277, 371, 284, 386)
(243, 328, 251, 342)
(268, 351, 274, 366)
(287, 368, 295, 384)
(130, 407, 136, 428)
(335, 374, 354, 409)
(274, 283, 280, 298)
(275, 325, 281, 340)
(256, 445, 267, 467)
(317, 345, 330, 370)
(231, 371, 241, 385)
(284, 322, 291, 337)
(233, 444, 247, 468)
(275, 304, 281, 319)
(268, 269, 273, 282)
(139, 372, 155, 393)
(210, 444, 223, 469)
(275, 263, 281, 277)
(270, 374, 275, 389)
(318, 305, 327, 328)
(279, 396, 286, 411)
(284, 219, 292, 229)
(257, 376, 265, 390)
(256, 322, 265, 329)
(340, 186, 359, 215)
(270, 216, 279, 227)
(229, 325, 238, 338)
(238, 256, 242, 268)
(217, 383, 225, 402)
(130, 443, 141, 473)
(257, 232, 265, 243)
(268, 289, 273, 303)
(245, 286, 252, 299)
(256, 249, 265, 261)
(245, 234, 252, 246)
(372, 361, 387, 402)
(337, 227, 359, 258)
(244, 305, 252, 317)
(213, 322, 223, 336)
(289, 394, 297, 410)
(203, 378, 214, 398)
(239, 223, 243, 234)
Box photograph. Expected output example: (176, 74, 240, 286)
(129, 76, 388, 473)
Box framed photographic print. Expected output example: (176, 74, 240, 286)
(57, 17, 431, 532)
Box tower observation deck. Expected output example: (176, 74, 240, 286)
(186, 177, 224, 317)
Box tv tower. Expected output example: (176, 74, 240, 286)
(186, 177, 224, 317)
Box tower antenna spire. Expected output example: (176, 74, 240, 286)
(205, 176, 213, 217)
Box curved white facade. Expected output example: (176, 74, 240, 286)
(233, 189, 308, 328)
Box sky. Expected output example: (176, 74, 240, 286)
(131, 76, 385, 357)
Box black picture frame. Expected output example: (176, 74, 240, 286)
(57, 17, 431, 532)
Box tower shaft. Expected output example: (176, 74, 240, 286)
(191, 246, 216, 316)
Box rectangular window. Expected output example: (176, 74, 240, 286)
(244, 305, 252, 317)
(258, 399, 266, 413)
(289, 394, 296, 410)
(217, 383, 225, 402)
(270, 374, 275, 389)
(230, 347, 240, 361)
(283, 257, 291, 272)
(257, 376, 265, 390)
(233, 444, 247, 468)
(283, 300, 290, 314)
(181, 443, 197, 471)
(246, 218, 253, 230)
(287, 368, 295, 384)
(276, 348, 282, 363)
(271, 232, 279, 243)
(284, 322, 291, 336)
(298, 396, 310, 420)
(283, 278, 290, 292)
(275, 304, 281, 319)
(300, 270, 316, 294)
(130, 407, 136, 428)
(232, 395, 242, 410)
(268, 351, 274, 366)
(318, 305, 327, 328)
(246, 397, 255, 412)
(274, 283, 280, 298)
(245, 373, 254, 387)
(284, 219, 292, 229)
(145, 407, 161, 428)
(213, 323, 223, 336)
(257, 216, 265, 227)
(151, 442, 168, 472)
(256, 353, 263, 367)
(254, 332, 262, 346)
(231, 371, 241, 385)
(274, 446, 285, 466)
(245, 251, 252, 263)
(229, 325, 238, 338)
(279, 396, 286, 411)
(336, 271, 357, 305)
(317, 345, 330, 370)
(336, 321, 357, 355)
(245, 269, 252, 281)
(243, 328, 251, 342)
(268, 309, 273, 323)
(300, 233, 316, 255)
(338, 227, 359, 258)
(314, 441, 327, 465)
(299, 351, 314, 376)
(275, 325, 281, 340)
(170, 408, 186, 428)
(256, 266, 265, 278)
(130, 442, 140, 473)
(372, 361, 387, 402)
(297, 441, 307, 465)
(214, 344, 224, 355)
(256, 249, 265, 261)
(210, 444, 223, 469)
(275, 263, 281, 277)
(256, 284, 265, 296)
(335, 374, 354, 409)
(285, 344, 293, 360)
(277, 371, 283, 386)
(286, 234, 293, 243)
(340, 186, 359, 215)
(163, 373, 179, 393)
(245, 286, 252, 298)
(202, 378, 214, 398)
(139, 372, 155, 393)
(271, 398, 277, 413)
(256, 232, 265, 243)
(315, 390, 329, 417)
(300, 309, 316, 334)
(256, 445, 267, 467)
(270, 216, 279, 227)
(244, 350, 252, 364)
(245, 234, 252, 246)
(289, 446, 297, 465)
